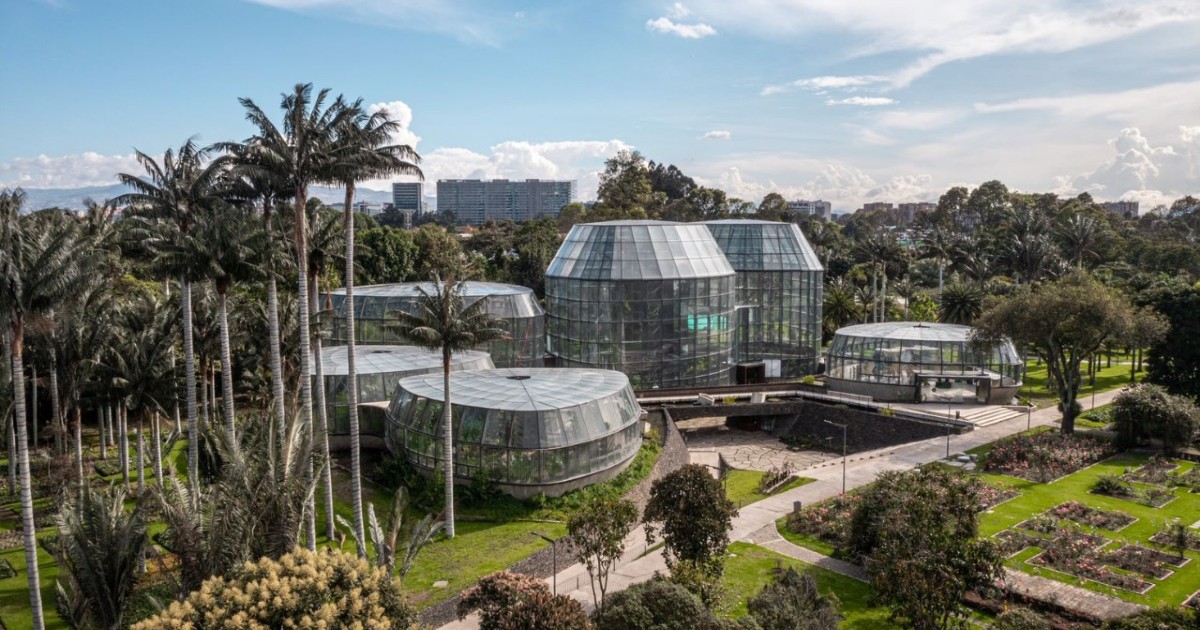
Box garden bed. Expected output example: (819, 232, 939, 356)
(978, 484, 1020, 510)
(1030, 530, 1154, 595)
(994, 529, 1041, 557)
(783, 492, 859, 551)
(1185, 590, 1200, 611)
(982, 431, 1117, 483)
(1148, 530, 1200, 553)
(1048, 501, 1136, 531)
(1123, 456, 1177, 486)
(1103, 545, 1179, 580)
(0, 528, 23, 550)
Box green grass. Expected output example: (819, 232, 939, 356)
(775, 515, 841, 559)
(724, 470, 815, 509)
(0, 527, 68, 630)
(1020, 359, 1137, 405)
(976, 454, 1200, 608)
(721, 542, 890, 628)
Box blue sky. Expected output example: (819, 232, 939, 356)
(1, 0, 1197, 211)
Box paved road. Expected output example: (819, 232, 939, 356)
(441, 390, 1125, 628)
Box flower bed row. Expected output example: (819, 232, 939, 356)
(1030, 527, 1153, 593)
(1048, 501, 1136, 531)
(1091, 475, 1176, 508)
(1123, 455, 1177, 486)
(994, 529, 1041, 557)
(982, 431, 1117, 483)
(784, 492, 859, 550)
(978, 484, 1019, 510)
(1103, 544, 1181, 580)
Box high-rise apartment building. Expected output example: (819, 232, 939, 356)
(898, 202, 935, 225)
(436, 179, 576, 224)
(392, 182, 424, 215)
(787, 199, 833, 221)
(1101, 201, 1139, 218)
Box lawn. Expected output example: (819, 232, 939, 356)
(1020, 358, 1137, 405)
(724, 469, 814, 509)
(721, 542, 890, 628)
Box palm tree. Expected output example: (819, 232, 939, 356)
(116, 139, 228, 487)
(1056, 213, 1102, 269)
(918, 227, 955, 299)
(822, 280, 862, 339)
(937, 283, 984, 325)
(237, 84, 358, 549)
(329, 103, 422, 552)
(392, 275, 507, 539)
(53, 484, 146, 630)
(0, 188, 90, 630)
(52, 283, 114, 482)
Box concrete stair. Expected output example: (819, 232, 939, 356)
(961, 407, 1023, 427)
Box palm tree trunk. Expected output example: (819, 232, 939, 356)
(107, 403, 115, 447)
(209, 366, 218, 431)
(72, 403, 83, 481)
(99, 403, 107, 461)
(7, 410, 16, 497)
(181, 274, 199, 487)
(264, 206, 289, 450)
(293, 187, 318, 551)
(343, 183, 367, 554)
(29, 365, 36, 449)
(10, 325, 47, 630)
(442, 349, 456, 539)
(937, 261, 944, 300)
(312, 305, 336, 541)
(50, 352, 61, 455)
(217, 287, 237, 440)
(120, 402, 130, 488)
(136, 416, 145, 495)
(152, 410, 163, 486)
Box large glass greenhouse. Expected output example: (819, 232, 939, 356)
(386, 368, 644, 498)
(825, 322, 1023, 404)
(704, 219, 823, 378)
(545, 220, 736, 388)
(312, 345, 494, 442)
(323, 281, 545, 368)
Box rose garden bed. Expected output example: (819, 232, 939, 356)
(994, 529, 1041, 557)
(1186, 591, 1200, 611)
(1123, 456, 1177, 486)
(784, 492, 859, 551)
(1103, 544, 1185, 580)
(981, 431, 1117, 483)
(1048, 501, 1136, 531)
(1029, 527, 1154, 593)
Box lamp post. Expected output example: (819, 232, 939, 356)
(530, 532, 559, 595)
(824, 420, 848, 495)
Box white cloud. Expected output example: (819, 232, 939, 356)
(826, 97, 896, 107)
(0, 152, 142, 189)
(242, 0, 531, 45)
(725, 1, 1200, 90)
(646, 16, 717, 38)
(874, 108, 965, 130)
(667, 2, 690, 18)
(760, 75, 887, 96)
(701, 161, 938, 210)
(1056, 126, 1200, 206)
(701, 130, 731, 140)
(366, 100, 422, 149)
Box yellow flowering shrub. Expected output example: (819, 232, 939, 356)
(132, 547, 415, 630)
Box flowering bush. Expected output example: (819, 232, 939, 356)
(977, 484, 1019, 510)
(1048, 501, 1135, 531)
(785, 493, 860, 550)
(1124, 455, 1177, 486)
(1031, 525, 1150, 593)
(982, 431, 1116, 482)
(1103, 545, 1175, 579)
(993, 530, 1039, 557)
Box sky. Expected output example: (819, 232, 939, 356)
(1, 0, 1198, 212)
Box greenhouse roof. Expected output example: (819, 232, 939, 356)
(312, 345, 493, 376)
(547, 220, 735, 280)
(704, 220, 823, 272)
(832, 322, 977, 343)
(397, 368, 632, 411)
(327, 281, 535, 298)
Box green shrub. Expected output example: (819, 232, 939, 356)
(744, 567, 840, 630)
(989, 607, 1051, 630)
(1092, 474, 1132, 497)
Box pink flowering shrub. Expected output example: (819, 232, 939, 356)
(1048, 501, 1135, 531)
(982, 431, 1116, 482)
(785, 493, 860, 550)
(1032, 525, 1150, 592)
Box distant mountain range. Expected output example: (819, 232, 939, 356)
(14, 184, 402, 211)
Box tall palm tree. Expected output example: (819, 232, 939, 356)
(329, 103, 422, 552)
(937, 283, 984, 325)
(0, 188, 90, 630)
(1056, 213, 1102, 269)
(116, 139, 228, 486)
(392, 275, 507, 539)
(822, 280, 862, 339)
(52, 283, 114, 481)
(918, 227, 955, 299)
(237, 84, 358, 549)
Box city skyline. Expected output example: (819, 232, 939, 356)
(1, 0, 1198, 210)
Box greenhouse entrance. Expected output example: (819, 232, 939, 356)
(916, 371, 997, 404)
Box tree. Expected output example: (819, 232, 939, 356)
(757, 193, 792, 222)
(822, 281, 862, 339)
(850, 467, 1003, 629)
(596, 578, 736, 630)
(642, 464, 738, 586)
(457, 570, 592, 630)
(412, 224, 468, 280)
(0, 189, 90, 630)
(116, 139, 228, 487)
(973, 273, 1138, 433)
(744, 567, 840, 630)
(937, 283, 983, 325)
(131, 547, 414, 630)
(357, 226, 418, 285)
(595, 150, 662, 219)
(1100, 607, 1199, 629)
(1112, 384, 1200, 451)
(1140, 285, 1200, 399)
(568, 496, 638, 616)
(392, 276, 507, 537)
(54, 485, 146, 630)
(988, 608, 1050, 630)
(1056, 213, 1103, 269)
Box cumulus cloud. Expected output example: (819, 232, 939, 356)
(760, 75, 887, 96)
(701, 130, 731, 140)
(646, 16, 716, 38)
(366, 100, 422, 149)
(1056, 126, 1200, 209)
(704, 161, 937, 210)
(826, 97, 896, 107)
(0, 152, 142, 189)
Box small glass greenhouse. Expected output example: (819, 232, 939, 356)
(825, 322, 1023, 404)
(386, 368, 643, 498)
(312, 345, 494, 438)
(324, 281, 545, 368)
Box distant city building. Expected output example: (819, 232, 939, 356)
(860, 202, 895, 214)
(786, 199, 832, 221)
(898, 202, 935, 225)
(352, 201, 385, 216)
(436, 179, 577, 225)
(392, 182, 424, 216)
(1101, 201, 1139, 218)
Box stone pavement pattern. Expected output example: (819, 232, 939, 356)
(441, 389, 1133, 629)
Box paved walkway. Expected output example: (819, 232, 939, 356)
(441, 390, 1130, 628)
(683, 426, 836, 472)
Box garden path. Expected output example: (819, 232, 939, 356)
(440, 388, 1127, 629)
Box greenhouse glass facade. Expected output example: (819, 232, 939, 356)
(825, 322, 1023, 404)
(545, 221, 736, 389)
(386, 368, 643, 498)
(324, 282, 545, 368)
(312, 345, 494, 437)
(704, 220, 823, 377)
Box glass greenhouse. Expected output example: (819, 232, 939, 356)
(704, 220, 824, 377)
(545, 220, 736, 389)
(386, 368, 644, 498)
(825, 322, 1023, 404)
(323, 282, 545, 368)
(312, 345, 494, 438)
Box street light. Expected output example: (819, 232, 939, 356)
(824, 420, 848, 495)
(530, 532, 560, 595)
